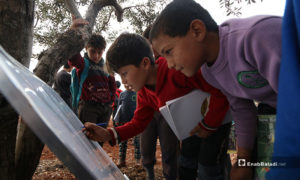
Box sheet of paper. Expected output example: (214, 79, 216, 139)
(113, 104, 123, 123)
(0, 46, 125, 180)
(159, 105, 179, 137)
(167, 90, 210, 140)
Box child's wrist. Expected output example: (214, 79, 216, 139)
(105, 129, 112, 141)
(107, 128, 119, 146)
(198, 121, 217, 132)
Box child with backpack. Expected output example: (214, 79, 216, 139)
(69, 17, 116, 147)
(114, 89, 140, 167)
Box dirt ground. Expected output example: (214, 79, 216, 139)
(33, 137, 164, 180)
(32, 145, 237, 180)
(31, 118, 236, 180)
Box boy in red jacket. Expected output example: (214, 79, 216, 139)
(83, 33, 231, 179)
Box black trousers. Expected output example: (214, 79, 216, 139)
(179, 123, 231, 180)
(78, 100, 112, 146)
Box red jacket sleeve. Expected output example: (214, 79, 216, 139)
(114, 89, 157, 142)
(68, 53, 84, 71)
(186, 69, 230, 131)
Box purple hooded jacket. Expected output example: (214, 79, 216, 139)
(201, 15, 282, 149)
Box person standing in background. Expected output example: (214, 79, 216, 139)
(53, 62, 73, 108)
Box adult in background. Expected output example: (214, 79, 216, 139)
(53, 62, 73, 108)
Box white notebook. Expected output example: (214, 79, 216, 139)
(160, 90, 232, 140)
(159, 90, 210, 140)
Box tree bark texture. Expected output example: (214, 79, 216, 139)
(0, 97, 18, 180)
(15, 119, 44, 180)
(0, 1, 34, 179)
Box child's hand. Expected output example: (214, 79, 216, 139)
(82, 122, 112, 142)
(189, 124, 213, 138)
(70, 14, 89, 30)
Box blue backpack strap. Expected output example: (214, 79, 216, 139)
(76, 58, 89, 105)
(70, 68, 79, 109)
(70, 58, 89, 110)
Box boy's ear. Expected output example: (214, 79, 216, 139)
(141, 57, 151, 69)
(189, 19, 206, 42)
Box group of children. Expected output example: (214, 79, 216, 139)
(64, 0, 299, 179)
(149, 1, 280, 180)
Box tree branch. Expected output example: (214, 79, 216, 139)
(123, 4, 146, 11)
(85, 0, 124, 29)
(33, 0, 124, 85)
(33, 11, 40, 28)
(64, 0, 82, 19)
(99, 9, 113, 32)
(33, 28, 89, 84)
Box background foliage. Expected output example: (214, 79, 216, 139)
(33, 0, 261, 59)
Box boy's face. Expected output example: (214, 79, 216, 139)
(86, 46, 104, 64)
(152, 21, 209, 77)
(117, 58, 151, 92)
(152, 34, 205, 77)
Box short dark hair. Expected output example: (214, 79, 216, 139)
(106, 33, 155, 72)
(115, 80, 121, 88)
(150, 0, 218, 41)
(63, 62, 70, 69)
(86, 34, 106, 50)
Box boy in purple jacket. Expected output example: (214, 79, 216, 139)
(150, 0, 281, 179)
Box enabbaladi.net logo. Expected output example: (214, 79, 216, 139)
(238, 157, 300, 168)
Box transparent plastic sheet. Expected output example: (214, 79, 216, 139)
(0, 46, 126, 180)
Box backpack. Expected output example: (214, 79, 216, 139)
(70, 58, 89, 110)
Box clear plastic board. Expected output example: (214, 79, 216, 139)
(0, 46, 126, 180)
